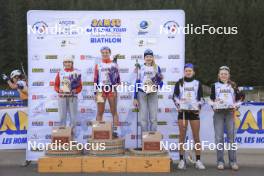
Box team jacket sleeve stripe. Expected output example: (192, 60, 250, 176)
(75, 75, 82, 94)
(172, 81, 180, 101)
(197, 81, 203, 101)
(158, 66, 163, 88)
(54, 72, 60, 93)
(210, 83, 216, 101)
(93, 64, 99, 94)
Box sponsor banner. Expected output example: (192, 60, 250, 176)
(0, 90, 20, 98)
(0, 107, 28, 149)
(2, 104, 264, 151)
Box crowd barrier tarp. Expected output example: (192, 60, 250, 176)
(1, 104, 263, 151)
(0, 107, 28, 149)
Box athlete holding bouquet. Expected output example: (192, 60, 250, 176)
(94, 46, 121, 133)
(54, 55, 82, 134)
(172, 63, 205, 170)
(133, 49, 163, 132)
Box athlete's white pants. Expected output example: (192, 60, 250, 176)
(58, 96, 78, 130)
(138, 91, 158, 132)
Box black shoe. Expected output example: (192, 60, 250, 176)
(112, 132, 118, 138)
(21, 160, 31, 167)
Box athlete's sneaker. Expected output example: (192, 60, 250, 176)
(177, 159, 186, 170)
(195, 160, 206, 170)
(217, 162, 225, 170)
(230, 163, 239, 171)
(112, 132, 118, 138)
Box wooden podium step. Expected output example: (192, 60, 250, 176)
(38, 155, 171, 173)
(126, 156, 171, 173)
(82, 156, 126, 172)
(38, 156, 82, 173)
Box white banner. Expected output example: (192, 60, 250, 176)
(1, 104, 263, 151)
(0, 107, 28, 149)
(26, 10, 185, 160)
(200, 103, 264, 148)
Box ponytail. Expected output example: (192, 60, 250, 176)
(152, 58, 156, 68)
(228, 80, 237, 89)
(179, 78, 184, 86)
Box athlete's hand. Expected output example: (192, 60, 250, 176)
(1, 74, 9, 82)
(213, 109, 220, 112)
(95, 92, 105, 103)
(94, 93, 98, 102)
(135, 63, 140, 69)
(133, 99, 139, 107)
(230, 107, 237, 113)
(176, 103, 180, 109)
(71, 89, 77, 94)
(17, 82, 24, 90)
(194, 110, 200, 114)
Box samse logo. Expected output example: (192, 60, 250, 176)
(235, 109, 264, 134)
(0, 111, 27, 135)
(91, 19, 121, 27)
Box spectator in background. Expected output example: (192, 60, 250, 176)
(2, 70, 28, 106)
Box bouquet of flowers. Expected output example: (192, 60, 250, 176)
(108, 66, 120, 85)
(69, 72, 81, 90)
(151, 72, 163, 86)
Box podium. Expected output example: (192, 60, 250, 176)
(38, 155, 171, 173)
(39, 124, 171, 173)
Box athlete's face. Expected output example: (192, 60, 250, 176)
(12, 76, 19, 83)
(101, 49, 111, 60)
(218, 69, 230, 82)
(184, 68, 194, 78)
(144, 55, 154, 65)
(64, 61, 73, 69)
